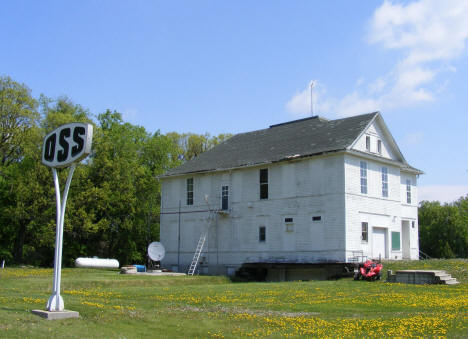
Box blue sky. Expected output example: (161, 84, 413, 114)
(1, 0, 467, 202)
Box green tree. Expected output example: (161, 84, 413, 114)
(419, 198, 468, 258)
(0, 76, 39, 166)
(0, 76, 231, 266)
(0, 76, 42, 263)
(78, 110, 179, 265)
(0, 92, 97, 265)
(40, 95, 93, 130)
(166, 131, 232, 161)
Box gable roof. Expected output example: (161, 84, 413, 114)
(162, 112, 420, 177)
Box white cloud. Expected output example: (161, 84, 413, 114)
(334, 92, 380, 117)
(286, 81, 331, 116)
(285, 80, 381, 117)
(285, 84, 311, 116)
(419, 185, 468, 203)
(368, 77, 386, 94)
(370, 0, 468, 63)
(286, 0, 468, 117)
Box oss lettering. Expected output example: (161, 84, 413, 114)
(44, 127, 86, 163)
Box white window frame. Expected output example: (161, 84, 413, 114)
(381, 167, 388, 197)
(366, 136, 371, 152)
(259, 226, 266, 242)
(360, 161, 367, 194)
(221, 185, 229, 210)
(406, 179, 412, 204)
(259, 168, 268, 200)
(186, 178, 194, 205)
(284, 217, 294, 232)
(361, 222, 368, 242)
(377, 140, 382, 154)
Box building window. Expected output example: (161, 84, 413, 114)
(377, 140, 382, 154)
(186, 178, 193, 205)
(260, 168, 268, 199)
(259, 226, 266, 242)
(284, 217, 293, 223)
(360, 161, 367, 194)
(221, 186, 229, 210)
(366, 136, 371, 151)
(361, 222, 368, 242)
(381, 167, 388, 197)
(312, 216, 322, 221)
(392, 231, 401, 251)
(284, 218, 293, 232)
(406, 179, 411, 204)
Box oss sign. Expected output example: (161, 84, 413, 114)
(37, 122, 93, 316)
(42, 123, 93, 168)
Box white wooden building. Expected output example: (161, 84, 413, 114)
(160, 112, 422, 275)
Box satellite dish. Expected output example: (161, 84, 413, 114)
(148, 242, 165, 261)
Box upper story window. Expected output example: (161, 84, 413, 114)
(360, 161, 367, 194)
(260, 168, 268, 199)
(365, 136, 371, 151)
(221, 185, 229, 210)
(406, 179, 412, 204)
(377, 140, 382, 154)
(186, 178, 193, 205)
(381, 167, 388, 197)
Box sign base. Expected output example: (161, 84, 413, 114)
(46, 293, 64, 311)
(31, 309, 79, 320)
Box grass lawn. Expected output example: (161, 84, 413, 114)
(0, 259, 467, 338)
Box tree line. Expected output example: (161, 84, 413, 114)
(0, 75, 466, 266)
(419, 197, 468, 258)
(0, 76, 231, 266)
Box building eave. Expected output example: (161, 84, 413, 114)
(345, 149, 424, 174)
(158, 149, 347, 179)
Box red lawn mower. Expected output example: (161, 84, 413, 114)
(354, 260, 383, 281)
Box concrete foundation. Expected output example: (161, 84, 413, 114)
(31, 309, 79, 320)
(236, 262, 354, 282)
(120, 270, 186, 276)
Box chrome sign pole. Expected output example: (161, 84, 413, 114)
(47, 163, 76, 311)
(36, 123, 93, 317)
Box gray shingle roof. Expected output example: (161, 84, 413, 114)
(163, 112, 380, 177)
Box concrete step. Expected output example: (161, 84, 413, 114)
(387, 270, 460, 285)
(444, 279, 460, 285)
(438, 275, 453, 281)
(433, 270, 447, 275)
(436, 274, 459, 285)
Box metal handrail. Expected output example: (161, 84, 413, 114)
(418, 250, 432, 260)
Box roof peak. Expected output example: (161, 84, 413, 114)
(268, 112, 379, 129)
(269, 115, 329, 128)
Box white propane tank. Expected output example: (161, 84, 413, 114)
(75, 257, 119, 269)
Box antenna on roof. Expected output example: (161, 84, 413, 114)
(310, 80, 316, 116)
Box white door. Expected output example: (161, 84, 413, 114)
(402, 221, 411, 259)
(372, 227, 387, 259)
